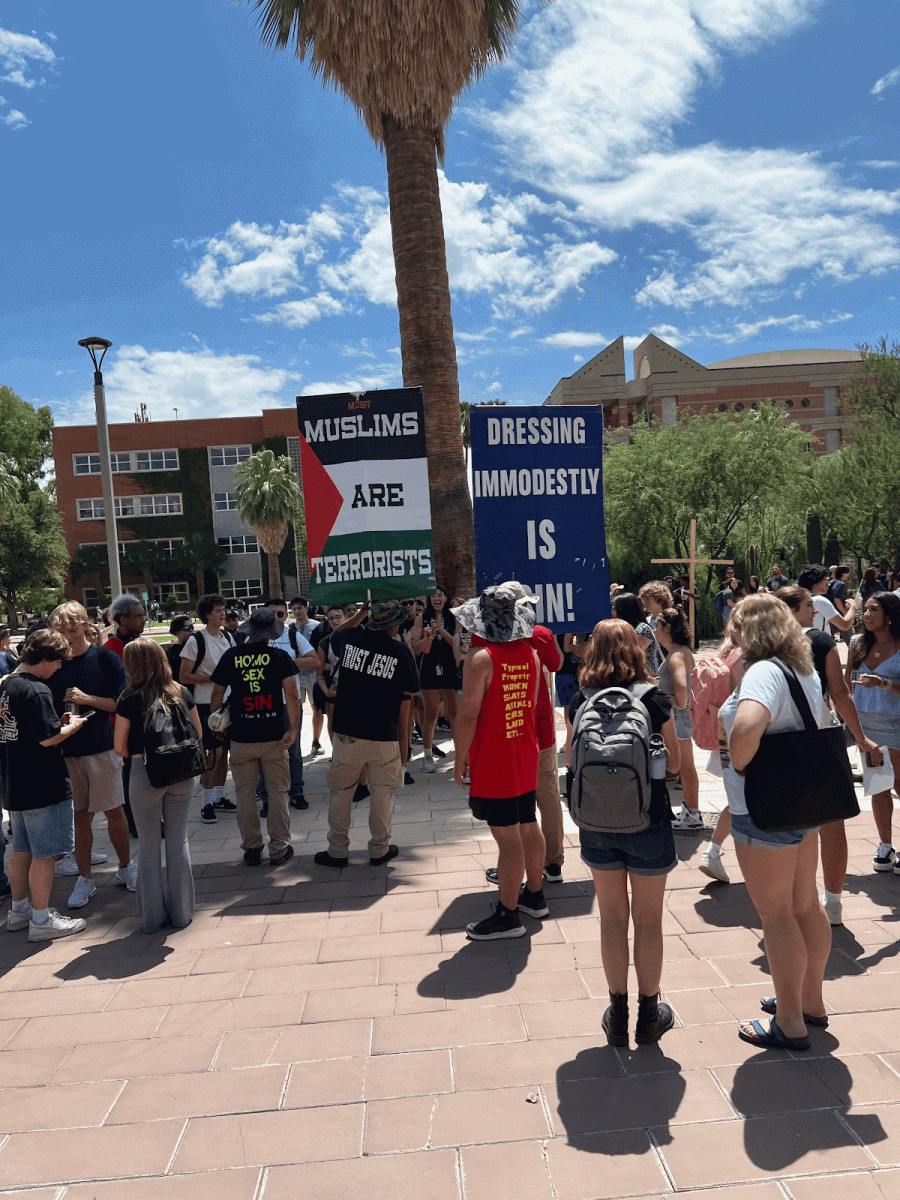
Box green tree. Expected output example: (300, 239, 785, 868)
(0, 489, 68, 625)
(171, 534, 229, 601)
(0, 385, 54, 486)
(234, 449, 303, 597)
(603, 403, 812, 596)
(244, 1, 533, 597)
(841, 339, 900, 426)
(812, 426, 900, 567)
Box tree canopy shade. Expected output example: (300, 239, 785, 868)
(243, 0, 532, 597)
(234, 448, 303, 597)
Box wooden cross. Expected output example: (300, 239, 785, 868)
(652, 519, 733, 645)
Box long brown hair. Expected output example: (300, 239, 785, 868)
(122, 638, 181, 709)
(579, 619, 654, 688)
(728, 593, 813, 676)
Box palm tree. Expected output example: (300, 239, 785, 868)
(234, 449, 303, 597)
(244, 0, 529, 597)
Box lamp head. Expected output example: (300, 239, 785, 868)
(78, 337, 112, 372)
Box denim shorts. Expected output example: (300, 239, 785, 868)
(731, 811, 818, 849)
(580, 819, 676, 876)
(10, 792, 75, 860)
(674, 706, 693, 740)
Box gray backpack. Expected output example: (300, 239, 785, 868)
(569, 682, 655, 834)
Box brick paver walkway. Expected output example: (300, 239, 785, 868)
(1, 703, 898, 1198)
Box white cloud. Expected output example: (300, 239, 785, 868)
(184, 176, 616, 326)
(863, 161, 900, 169)
(539, 330, 610, 348)
(700, 310, 853, 343)
(872, 66, 900, 95)
(0, 26, 55, 90)
(476, 0, 898, 311)
(1, 105, 27, 129)
(56, 345, 301, 425)
(299, 361, 402, 397)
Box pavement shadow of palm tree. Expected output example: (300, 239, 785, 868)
(730, 1052, 886, 1170)
(555, 1046, 685, 1150)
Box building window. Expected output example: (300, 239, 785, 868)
(716, 404, 727, 413)
(825, 429, 841, 453)
(110, 453, 132, 473)
(73, 454, 100, 475)
(750, 402, 759, 410)
(734, 403, 744, 413)
(800, 399, 810, 409)
(135, 449, 179, 472)
(219, 578, 262, 600)
(213, 491, 238, 511)
(151, 582, 190, 603)
(218, 535, 259, 555)
(82, 587, 99, 608)
(784, 399, 794, 409)
(800, 441, 812, 452)
(77, 497, 136, 520)
(210, 445, 251, 467)
(138, 494, 182, 516)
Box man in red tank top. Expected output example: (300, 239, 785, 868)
(452, 586, 547, 940)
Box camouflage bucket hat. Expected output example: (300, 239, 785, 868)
(367, 598, 405, 631)
(451, 584, 536, 643)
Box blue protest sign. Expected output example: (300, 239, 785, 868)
(470, 406, 610, 631)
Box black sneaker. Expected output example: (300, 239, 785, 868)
(485, 866, 499, 884)
(314, 850, 348, 869)
(431, 744, 447, 759)
(404, 771, 414, 786)
(269, 845, 294, 866)
(213, 797, 237, 812)
(543, 863, 563, 883)
(437, 717, 451, 731)
(201, 804, 217, 824)
(466, 902, 525, 941)
(289, 795, 309, 810)
(873, 843, 895, 871)
(411, 726, 423, 744)
(518, 886, 550, 918)
(370, 844, 399, 866)
(243, 846, 263, 866)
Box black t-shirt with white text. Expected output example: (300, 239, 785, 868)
(332, 628, 419, 742)
(46, 643, 125, 757)
(210, 644, 298, 743)
(0, 673, 70, 811)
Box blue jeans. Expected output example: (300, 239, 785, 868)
(257, 708, 303, 802)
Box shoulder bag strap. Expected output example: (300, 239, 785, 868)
(771, 660, 818, 733)
(193, 630, 206, 671)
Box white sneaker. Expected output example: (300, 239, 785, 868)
(29, 909, 87, 941)
(821, 893, 843, 926)
(422, 758, 436, 774)
(7, 906, 32, 931)
(54, 851, 108, 876)
(115, 860, 137, 892)
(699, 849, 730, 883)
(672, 808, 704, 832)
(67, 876, 97, 909)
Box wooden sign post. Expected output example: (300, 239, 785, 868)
(652, 519, 733, 645)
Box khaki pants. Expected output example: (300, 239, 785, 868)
(326, 736, 402, 859)
(536, 744, 565, 868)
(229, 739, 291, 858)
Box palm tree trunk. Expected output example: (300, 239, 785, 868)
(384, 118, 475, 599)
(267, 551, 281, 598)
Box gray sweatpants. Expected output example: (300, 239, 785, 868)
(129, 757, 195, 933)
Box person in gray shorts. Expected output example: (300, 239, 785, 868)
(0, 629, 89, 941)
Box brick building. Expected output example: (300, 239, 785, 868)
(53, 408, 304, 608)
(546, 334, 862, 453)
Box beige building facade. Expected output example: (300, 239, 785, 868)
(545, 334, 862, 453)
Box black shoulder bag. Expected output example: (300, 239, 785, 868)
(743, 660, 859, 832)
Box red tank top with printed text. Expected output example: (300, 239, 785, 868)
(469, 640, 539, 798)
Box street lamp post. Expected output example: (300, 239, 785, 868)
(78, 337, 121, 601)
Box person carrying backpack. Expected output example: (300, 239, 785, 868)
(114, 638, 204, 932)
(568, 618, 680, 1048)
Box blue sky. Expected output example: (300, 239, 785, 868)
(2, 0, 898, 428)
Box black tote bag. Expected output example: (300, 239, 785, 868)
(743, 661, 859, 833)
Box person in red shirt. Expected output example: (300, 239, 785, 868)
(453, 585, 545, 940)
(104, 595, 147, 660)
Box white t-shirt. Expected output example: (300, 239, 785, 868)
(719, 657, 833, 816)
(811, 594, 840, 633)
(180, 628, 234, 705)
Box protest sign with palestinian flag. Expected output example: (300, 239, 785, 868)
(297, 387, 436, 605)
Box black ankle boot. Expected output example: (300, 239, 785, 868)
(635, 992, 674, 1045)
(602, 992, 629, 1047)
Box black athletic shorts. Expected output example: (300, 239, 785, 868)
(468, 790, 537, 828)
(195, 703, 226, 752)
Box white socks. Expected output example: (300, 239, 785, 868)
(11, 898, 30, 915)
(824, 889, 841, 905)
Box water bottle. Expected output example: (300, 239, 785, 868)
(649, 733, 667, 780)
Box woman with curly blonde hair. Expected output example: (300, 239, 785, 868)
(719, 593, 833, 1051)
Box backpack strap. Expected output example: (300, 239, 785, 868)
(192, 629, 206, 673)
(288, 624, 298, 653)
